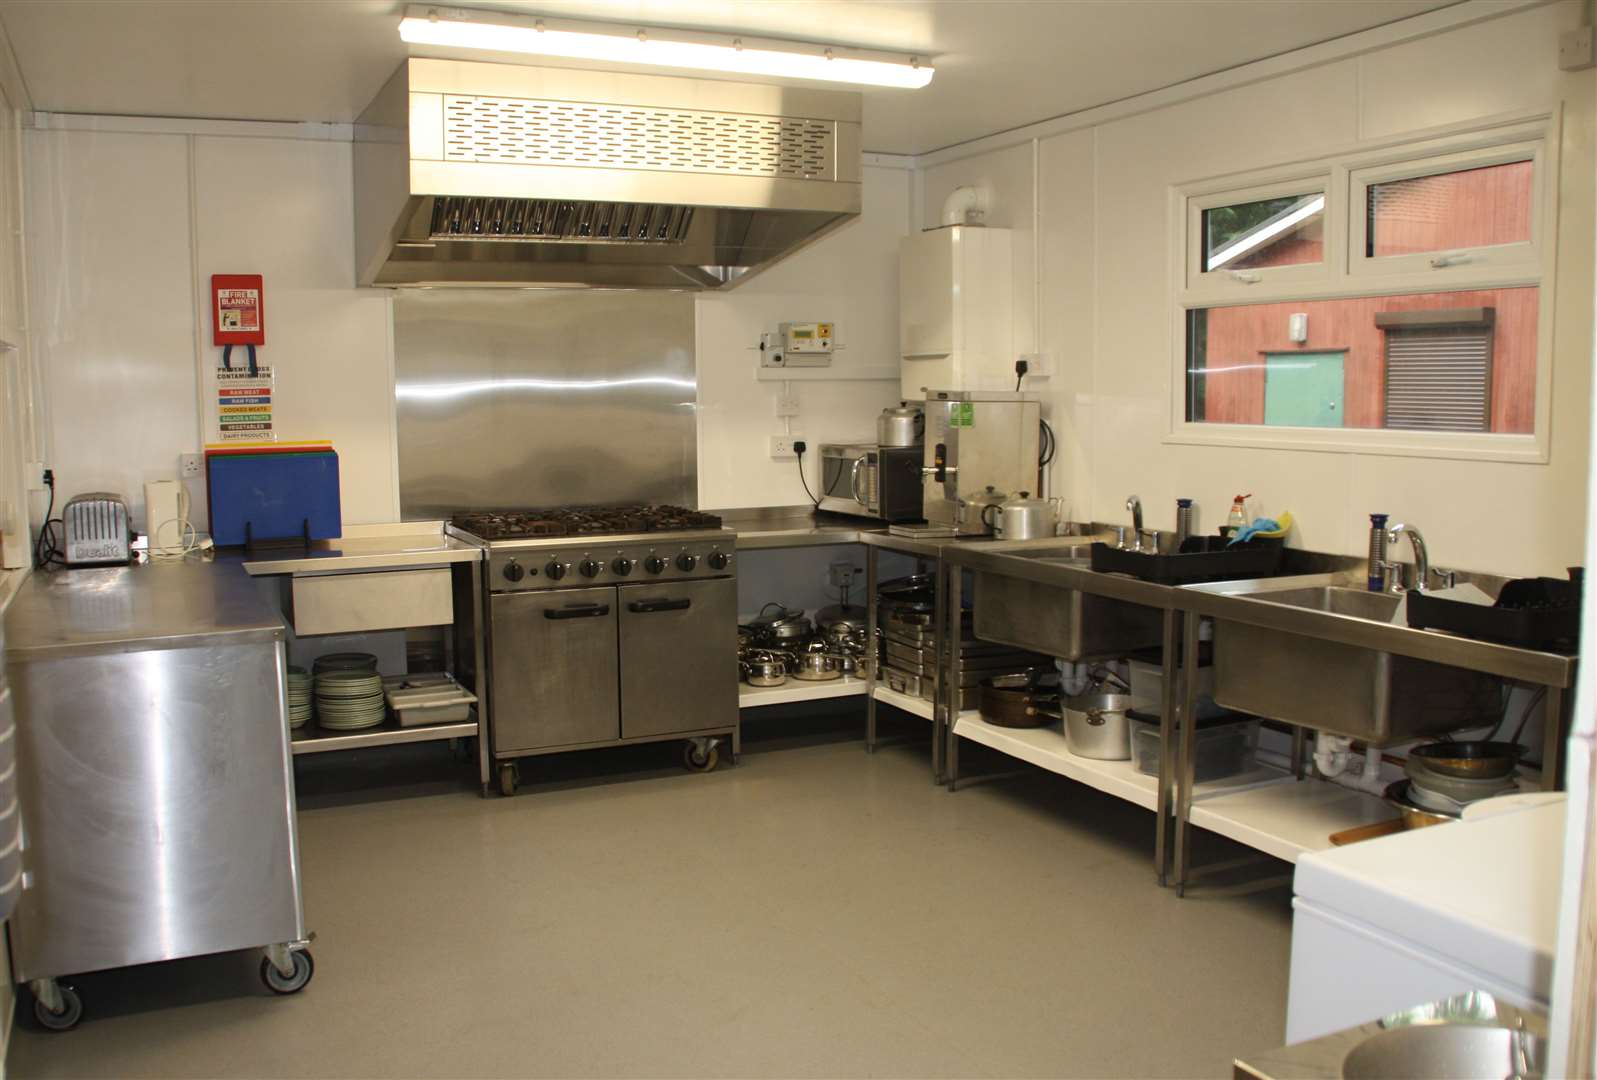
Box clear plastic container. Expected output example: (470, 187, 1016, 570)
(1129, 712, 1258, 782)
(1126, 658, 1225, 720)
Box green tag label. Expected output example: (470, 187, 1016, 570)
(950, 402, 975, 428)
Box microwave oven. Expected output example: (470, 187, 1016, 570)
(817, 443, 924, 522)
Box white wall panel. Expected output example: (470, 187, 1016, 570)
(25, 129, 197, 533)
(697, 165, 910, 510)
(1358, 3, 1571, 140)
(1038, 128, 1098, 521)
(191, 137, 395, 524)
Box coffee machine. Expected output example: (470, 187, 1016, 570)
(921, 390, 1040, 535)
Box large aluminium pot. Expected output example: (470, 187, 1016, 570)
(1060, 689, 1135, 760)
(876, 403, 925, 447)
(981, 490, 1060, 541)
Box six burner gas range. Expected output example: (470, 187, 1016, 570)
(447, 506, 739, 796)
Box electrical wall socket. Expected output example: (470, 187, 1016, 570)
(179, 453, 203, 479)
(769, 436, 801, 459)
(1560, 26, 1595, 70)
(827, 560, 858, 590)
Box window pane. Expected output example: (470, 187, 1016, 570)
(1367, 160, 1532, 257)
(1186, 287, 1537, 434)
(1203, 193, 1324, 272)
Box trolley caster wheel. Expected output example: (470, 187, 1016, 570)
(33, 986, 82, 1031)
(683, 741, 719, 772)
(260, 949, 314, 995)
(498, 762, 520, 797)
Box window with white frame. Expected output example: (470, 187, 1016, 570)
(1173, 114, 1555, 461)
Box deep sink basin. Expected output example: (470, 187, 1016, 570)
(1252, 585, 1403, 622)
(971, 545, 1162, 662)
(1342, 1023, 1545, 1079)
(1203, 580, 1502, 742)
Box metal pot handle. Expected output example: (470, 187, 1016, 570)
(981, 503, 999, 529)
(1085, 709, 1109, 726)
(850, 456, 866, 503)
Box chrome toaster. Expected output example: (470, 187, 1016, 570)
(63, 492, 131, 566)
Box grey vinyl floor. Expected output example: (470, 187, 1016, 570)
(8, 707, 1294, 1079)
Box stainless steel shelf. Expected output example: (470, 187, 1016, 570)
(290, 716, 478, 755)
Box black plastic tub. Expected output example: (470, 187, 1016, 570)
(1406, 569, 1582, 652)
(1089, 534, 1285, 585)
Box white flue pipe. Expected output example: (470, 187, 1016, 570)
(941, 185, 986, 226)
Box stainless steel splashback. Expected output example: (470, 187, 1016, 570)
(394, 290, 697, 517)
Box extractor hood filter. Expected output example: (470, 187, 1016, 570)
(354, 59, 862, 289)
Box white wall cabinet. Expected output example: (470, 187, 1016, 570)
(898, 225, 1014, 399)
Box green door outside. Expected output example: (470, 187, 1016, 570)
(1264, 351, 1345, 427)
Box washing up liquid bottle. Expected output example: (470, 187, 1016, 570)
(1226, 494, 1251, 531)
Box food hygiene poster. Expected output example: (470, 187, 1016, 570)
(215, 365, 274, 442)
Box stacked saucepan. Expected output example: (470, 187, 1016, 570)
(738, 602, 871, 687)
(1384, 740, 1523, 827)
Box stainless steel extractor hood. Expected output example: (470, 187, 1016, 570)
(354, 59, 862, 289)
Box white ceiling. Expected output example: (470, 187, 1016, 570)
(0, 0, 1460, 156)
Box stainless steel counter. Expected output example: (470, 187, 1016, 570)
(4, 557, 285, 660)
(241, 522, 483, 577)
(4, 554, 310, 1016)
(708, 506, 879, 549)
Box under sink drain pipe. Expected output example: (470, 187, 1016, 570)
(1313, 731, 1391, 794)
(1313, 732, 1352, 778)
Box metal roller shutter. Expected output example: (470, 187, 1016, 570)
(1377, 308, 1495, 432)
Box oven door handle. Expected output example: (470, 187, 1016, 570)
(544, 604, 611, 620)
(849, 456, 866, 504)
(627, 598, 692, 614)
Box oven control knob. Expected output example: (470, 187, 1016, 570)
(676, 553, 698, 572)
(545, 561, 568, 580)
(612, 557, 634, 576)
(644, 556, 666, 575)
(706, 551, 730, 571)
(502, 560, 525, 582)
(579, 559, 602, 578)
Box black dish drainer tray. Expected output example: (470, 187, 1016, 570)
(1090, 534, 1285, 585)
(1406, 569, 1582, 652)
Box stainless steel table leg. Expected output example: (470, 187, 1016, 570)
(866, 545, 879, 753)
(1174, 608, 1202, 897)
(948, 712, 961, 791)
(934, 558, 954, 784)
(1155, 607, 1179, 887)
(470, 560, 492, 797)
(1545, 683, 1569, 791)
(1292, 727, 1307, 780)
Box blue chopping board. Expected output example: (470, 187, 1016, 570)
(207, 451, 341, 546)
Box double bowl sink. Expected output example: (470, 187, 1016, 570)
(961, 543, 1541, 745)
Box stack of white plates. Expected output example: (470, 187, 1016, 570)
(315, 670, 386, 730)
(287, 666, 313, 730)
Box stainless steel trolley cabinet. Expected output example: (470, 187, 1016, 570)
(3, 561, 312, 1030)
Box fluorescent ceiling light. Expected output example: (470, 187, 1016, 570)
(398, 6, 933, 89)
